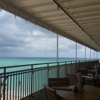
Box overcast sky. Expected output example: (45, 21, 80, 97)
(0, 10, 99, 58)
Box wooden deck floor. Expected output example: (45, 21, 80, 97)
(25, 91, 47, 100)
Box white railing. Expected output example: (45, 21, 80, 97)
(0, 59, 99, 100)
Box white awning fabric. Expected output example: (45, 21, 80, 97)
(0, 0, 100, 51)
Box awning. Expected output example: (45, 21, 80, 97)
(0, 0, 100, 51)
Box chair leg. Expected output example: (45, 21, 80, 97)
(96, 80, 100, 87)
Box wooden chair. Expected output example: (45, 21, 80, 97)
(43, 84, 60, 100)
(76, 70, 92, 85)
(97, 80, 100, 87)
(48, 78, 69, 87)
(77, 70, 89, 75)
(67, 73, 77, 85)
(87, 66, 93, 70)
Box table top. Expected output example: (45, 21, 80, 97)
(88, 70, 95, 72)
(82, 74, 100, 80)
(56, 85, 100, 100)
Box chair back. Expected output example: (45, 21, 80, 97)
(76, 70, 93, 85)
(48, 78, 69, 87)
(67, 73, 76, 85)
(87, 66, 92, 70)
(44, 85, 59, 100)
(77, 70, 88, 75)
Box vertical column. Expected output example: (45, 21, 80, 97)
(57, 34, 59, 78)
(85, 46, 86, 60)
(75, 42, 77, 72)
(90, 49, 91, 60)
(94, 50, 95, 59)
(57, 34, 58, 62)
(76, 42, 77, 61)
(96, 51, 98, 59)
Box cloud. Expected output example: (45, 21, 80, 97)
(0, 10, 95, 58)
(0, 10, 58, 56)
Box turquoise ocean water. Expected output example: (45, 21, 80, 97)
(0, 57, 85, 67)
(0, 57, 85, 97)
(0, 57, 85, 73)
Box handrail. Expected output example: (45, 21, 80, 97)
(0, 60, 77, 69)
(0, 59, 99, 100)
(0, 59, 99, 69)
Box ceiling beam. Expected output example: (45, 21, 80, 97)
(20, 2, 54, 9)
(44, 18, 69, 22)
(31, 9, 62, 14)
(81, 19, 100, 23)
(84, 26, 100, 29)
(56, 0, 73, 3)
(3, 0, 25, 3)
(82, 23, 100, 26)
(73, 13, 100, 18)
(50, 20, 72, 24)
(64, 1, 100, 9)
(39, 14, 66, 18)
(76, 16, 100, 21)
(72, 8, 100, 15)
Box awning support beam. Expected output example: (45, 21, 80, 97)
(76, 42, 77, 61)
(53, 0, 100, 47)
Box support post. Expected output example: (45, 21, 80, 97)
(76, 42, 77, 61)
(90, 49, 91, 60)
(97, 52, 98, 59)
(57, 34, 59, 78)
(94, 50, 95, 59)
(76, 42, 77, 73)
(85, 46, 86, 60)
(57, 34, 58, 62)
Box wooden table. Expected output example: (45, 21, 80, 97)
(56, 85, 100, 100)
(82, 75, 100, 86)
(88, 70, 95, 74)
(82, 75, 100, 80)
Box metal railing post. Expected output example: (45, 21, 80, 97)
(47, 63, 49, 79)
(47, 63, 49, 85)
(79, 61, 80, 70)
(57, 62, 59, 78)
(31, 65, 33, 96)
(3, 68, 6, 100)
(65, 62, 67, 73)
(71, 61, 72, 73)
(75, 61, 77, 73)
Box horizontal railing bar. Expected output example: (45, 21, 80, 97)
(0, 59, 98, 74)
(0, 59, 91, 69)
(0, 64, 67, 78)
(0, 69, 32, 75)
(0, 59, 99, 69)
(0, 65, 59, 77)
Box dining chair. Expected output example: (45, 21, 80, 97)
(67, 73, 77, 85)
(87, 66, 93, 70)
(96, 79, 100, 87)
(43, 84, 60, 100)
(77, 70, 89, 75)
(76, 70, 92, 85)
(48, 78, 69, 87)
